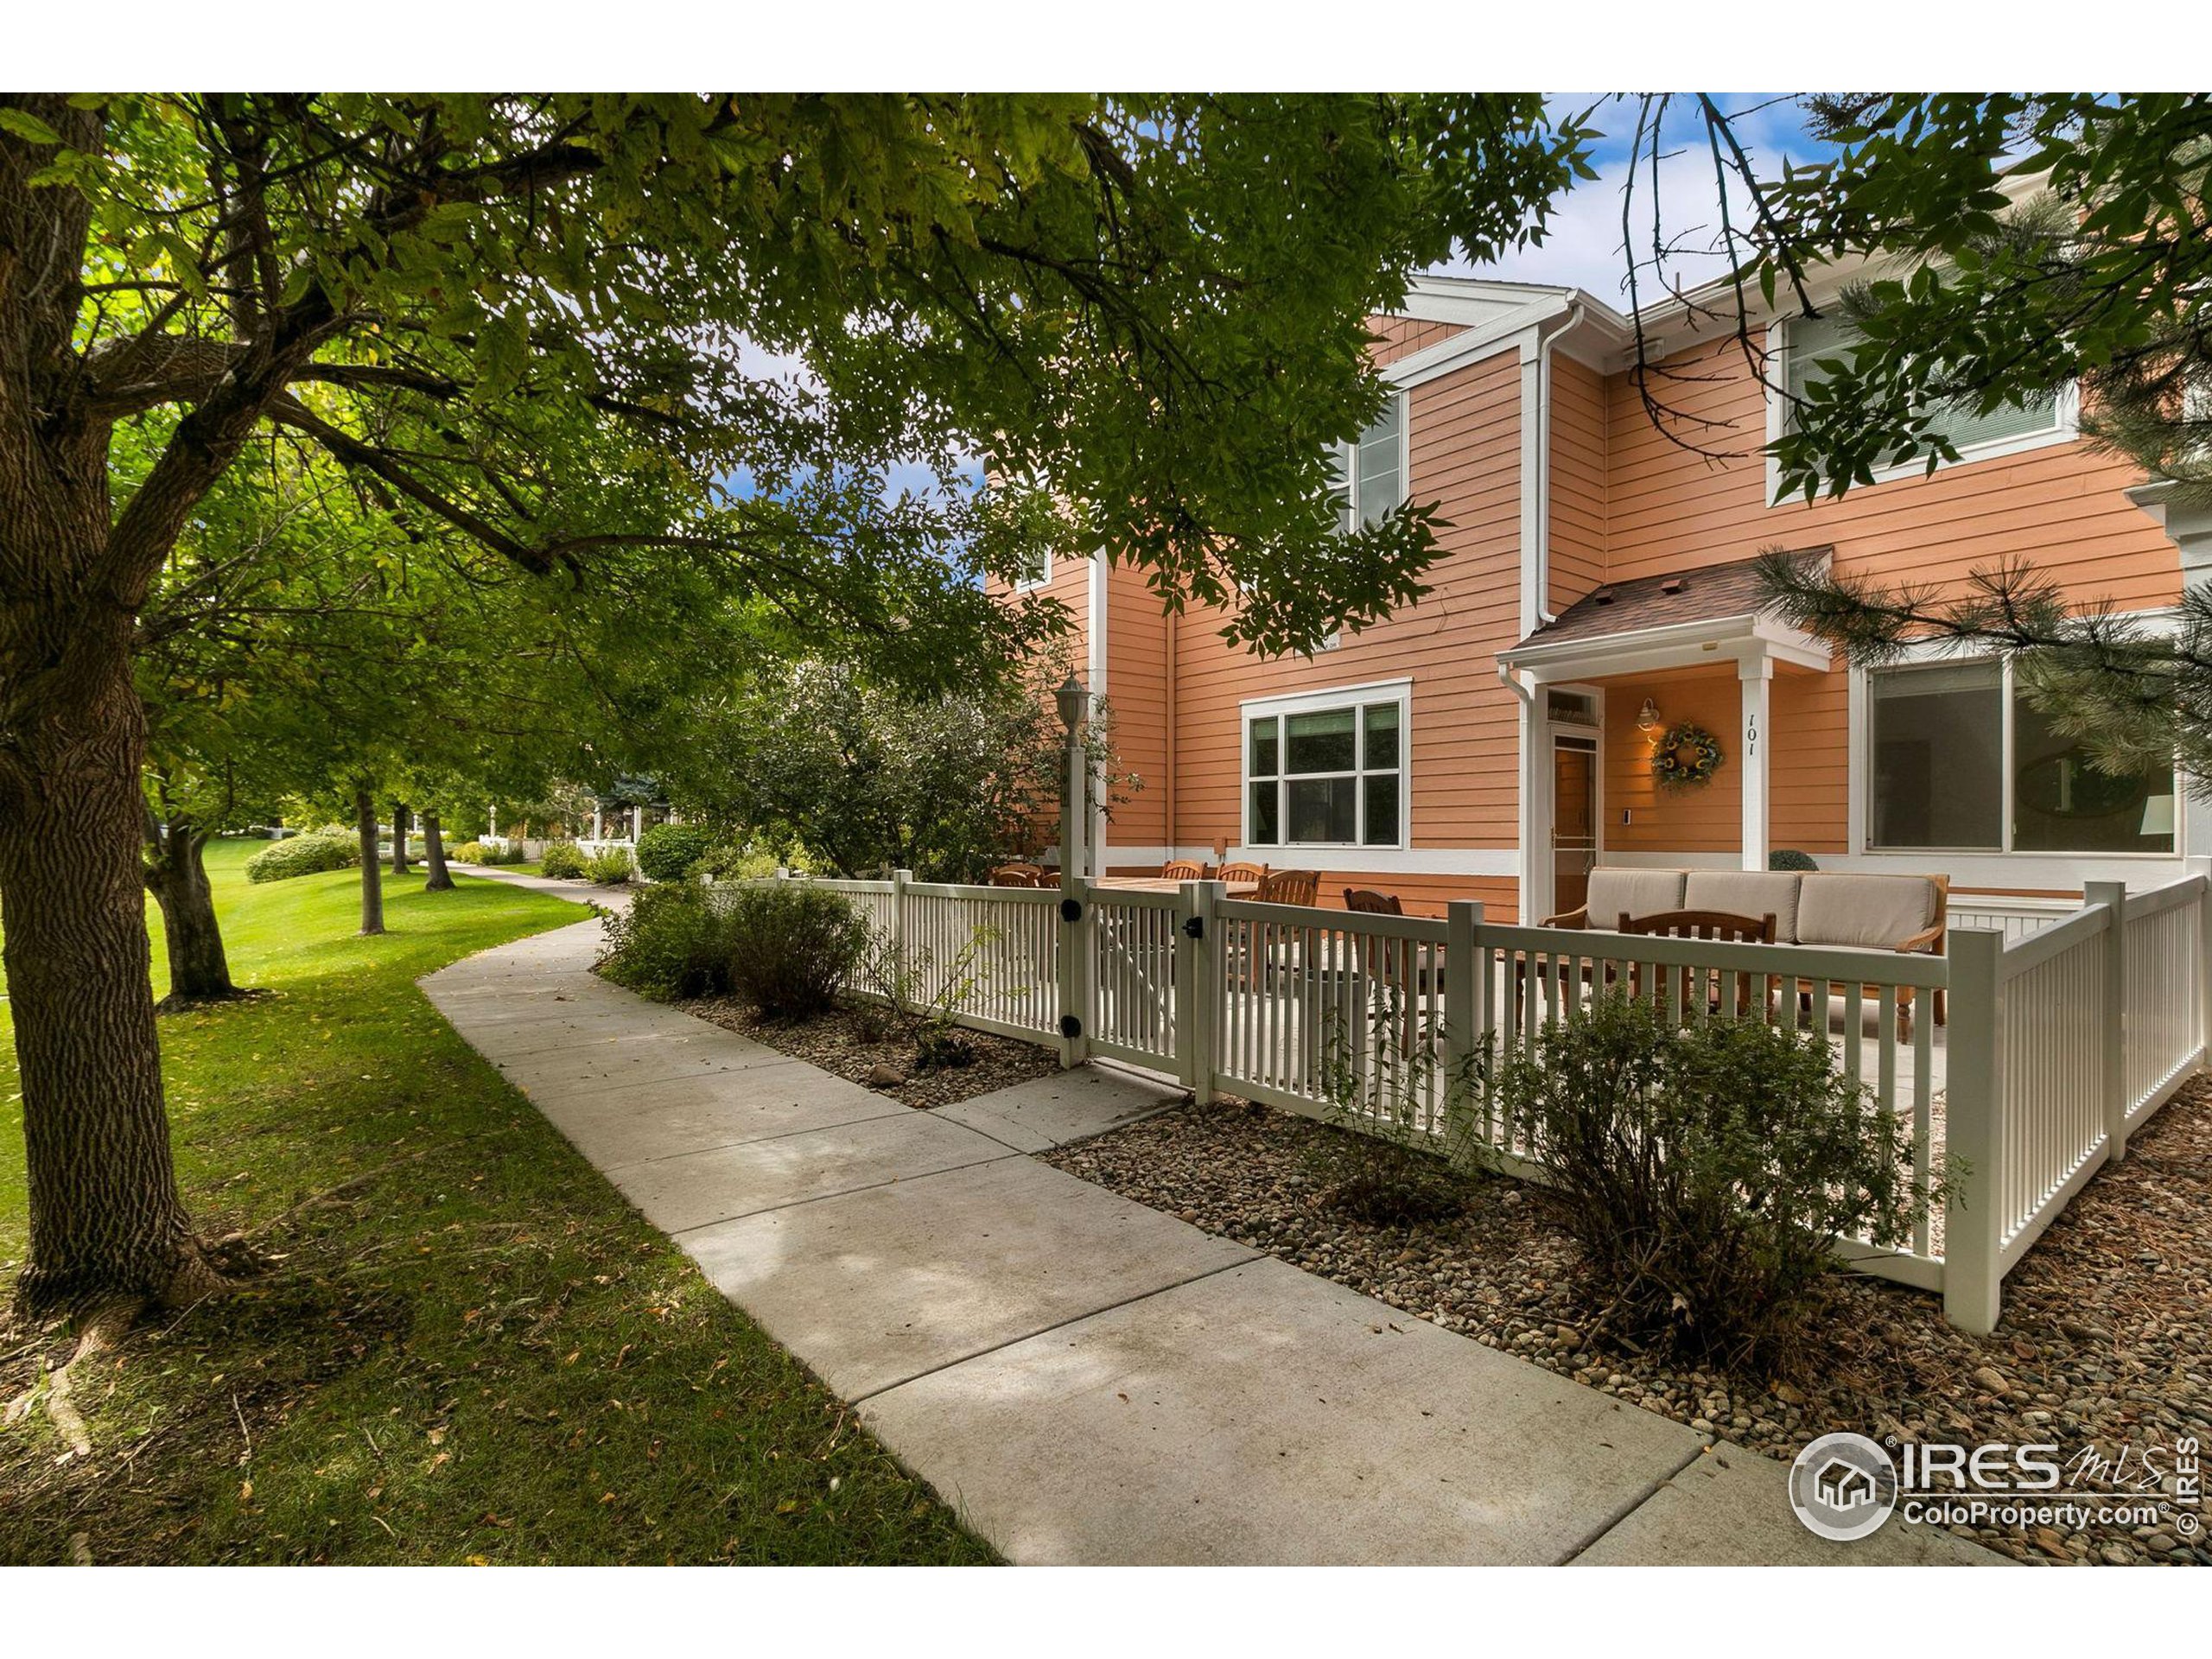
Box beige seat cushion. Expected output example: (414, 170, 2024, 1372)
(1684, 872, 1806, 942)
(1795, 874, 1940, 950)
(1583, 869, 1686, 926)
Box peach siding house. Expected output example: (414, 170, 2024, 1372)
(1005, 272, 2212, 923)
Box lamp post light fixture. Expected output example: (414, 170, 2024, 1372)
(1056, 672, 1089, 734)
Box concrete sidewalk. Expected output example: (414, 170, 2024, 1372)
(424, 893, 1999, 1567)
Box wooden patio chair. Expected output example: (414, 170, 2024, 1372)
(1255, 868, 1319, 906)
(1618, 908, 1775, 1017)
(1160, 859, 1204, 881)
(1217, 861, 1268, 891)
(988, 862, 1045, 888)
(1343, 888, 1403, 916)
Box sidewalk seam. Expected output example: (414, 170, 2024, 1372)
(847, 1250, 1255, 1405)
(1554, 1438, 1714, 1565)
(662, 1147, 1024, 1236)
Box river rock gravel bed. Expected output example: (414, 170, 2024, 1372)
(678, 995, 1060, 1110)
(1040, 1080, 2212, 1567)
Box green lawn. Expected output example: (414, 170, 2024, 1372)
(0, 841, 993, 1565)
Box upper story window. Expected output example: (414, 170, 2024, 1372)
(1011, 547, 1052, 593)
(1868, 660, 2175, 855)
(1782, 312, 2074, 476)
(1244, 681, 1408, 849)
(1332, 395, 1408, 532)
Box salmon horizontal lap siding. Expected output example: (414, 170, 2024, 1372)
(1166, 346, 1529, 868)
(1548, 353, 1609, 614)
(1367, 315, 1467, 368)
(1602, 334, 2177, 612)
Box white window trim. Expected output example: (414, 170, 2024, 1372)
(1239, 677, 1412, 853)
(1335, 390, 1411, 533)
(1764, 317, 2080, 502)
(1012, 548, 1052, 593)
(1849, 650, 2183, 864)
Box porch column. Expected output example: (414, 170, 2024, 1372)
(1739, 656, 1771, 871)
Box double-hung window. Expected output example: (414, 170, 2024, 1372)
(1332, 395, 1408, 532)
(1245, 683, 1408, 849)
(1011, 547, 1052, 593)
(1783, 312, 2070, 476)
(1867, 661, 2176, 854)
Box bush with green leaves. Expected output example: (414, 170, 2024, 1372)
(599, 882, 734, 1000)
(1768, 849, 1821, 872)
(243, 831, 359, 884)
(448, 840, 486, 864)
(635, 821, 715, 882)
(537, 841, 587, 880)
(1304, 984, 1470, 1224)
(690, 841, 784, 882)
(1496, 990, 1938, 1370)
(718, 882, 869, 1019)
(480, 839, 530, 866)
(585, 845, 634, 886)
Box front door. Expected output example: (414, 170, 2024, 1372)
(1552, 735, 1598, 917)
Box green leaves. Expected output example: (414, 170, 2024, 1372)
(1751, 94, 2212, 505)
(0, 105, 62, 144)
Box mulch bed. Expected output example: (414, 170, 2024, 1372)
(1041, 1080, 2212, 1567)
(678, 996, 1061, 1111)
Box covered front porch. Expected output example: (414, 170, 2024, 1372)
(1497, 556, 1835, 925)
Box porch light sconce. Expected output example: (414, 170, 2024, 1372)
(1055, 672, 1089, 734)
(1637, 697, 1662, 734)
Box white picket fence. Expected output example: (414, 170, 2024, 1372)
(764, 869, 2210, 1333)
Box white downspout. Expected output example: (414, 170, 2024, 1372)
(1529, 300, 1586, 632)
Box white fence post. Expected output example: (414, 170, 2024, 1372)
(1181, 880, 1223, 1102)
(1942, 927, 2007, 1335)
(2200, 880, 2212, 1071)
(890, 868, 912, 982)
(1443, 901, 1482, 1164)
(2085, 880, 2129, 1162)
(1055, 874, 1094, 1070)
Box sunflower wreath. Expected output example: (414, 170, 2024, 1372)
(1652, 721, 1724, 790)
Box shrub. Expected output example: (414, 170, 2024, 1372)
(480, 839, 529, 866)
(636, 821, 715, 882)
(719, 882, 868, 1019)
(585, 845, 634, 886)
(1497, 990, 1938, 1370)
(1769, 848, 1821, 872)
(600, 883, 732, 1000)
(244, 832, 359, 883)
(448, 840, 486, 864)
(690, 841, 784, 882)
(538, 840, 588, 880)
(1303, 983, 1469, 1224)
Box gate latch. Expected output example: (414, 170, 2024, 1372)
(1181, 915, 1205, 941)
(1059, 897, 1084, 924)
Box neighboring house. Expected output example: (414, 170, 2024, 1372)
(1000, 270, 2212, 922)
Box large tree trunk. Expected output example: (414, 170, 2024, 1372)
(0, 644, 217, 1317)
(143, 816, 242, 1008)
(389, 800, 410, 874)
(421, 809, 454, 891)
(355, 789, 385, 936)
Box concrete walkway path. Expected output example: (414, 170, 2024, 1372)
(426, 878, 1999, 1567)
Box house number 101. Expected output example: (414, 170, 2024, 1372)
(1745, 713, 1758, 758)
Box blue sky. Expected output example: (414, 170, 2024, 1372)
(1454, 94, 1830, 301)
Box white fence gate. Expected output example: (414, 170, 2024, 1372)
(762, 869, 2210, 1334)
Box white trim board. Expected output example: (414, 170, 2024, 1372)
(1107, 845, 1519, 879)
